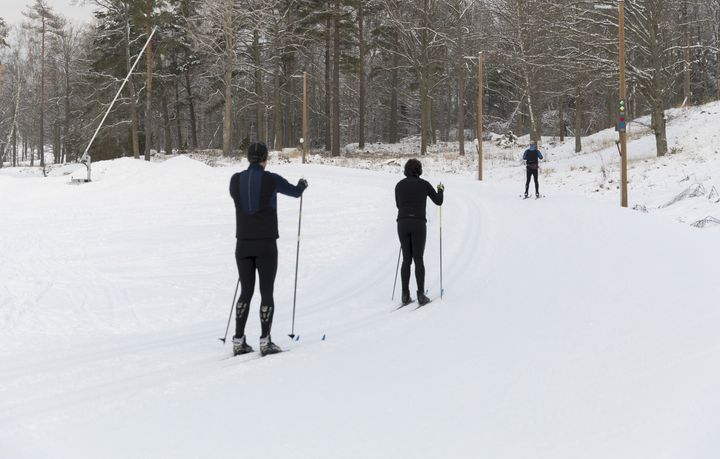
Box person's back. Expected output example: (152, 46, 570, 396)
(228, 142, 307, 357)
(395, 176, 442, 221)
(394, 159, 443, 307)
(230, 164, 300, 240)
(522, 142, 543, 198)
(523, 148, 541, 165)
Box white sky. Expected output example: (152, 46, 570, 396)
(1, 0, 94, 26)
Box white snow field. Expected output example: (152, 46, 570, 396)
(325, 101, 720, 230)
(1, 153, 719, 459)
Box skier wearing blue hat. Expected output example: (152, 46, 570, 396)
(523, 141, 543, 199)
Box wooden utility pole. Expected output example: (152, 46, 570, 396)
(302, 71, 308, 164)
(144, 0, 154, 161)
(619, 0, 628, 208)
(358, 0, 365, 150)
(477, 52, 484, 181)
(40, 12, 45, 168)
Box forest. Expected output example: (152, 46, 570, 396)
(0, 0, 719, 169)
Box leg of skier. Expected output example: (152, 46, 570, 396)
(257, 242, 280, 355)
(398, 223, 413, 305)
(233, 253, 256, 355)
(533, 168, 540, 197)
(525, 167, 532, 198)
(410, 221, 431, 306)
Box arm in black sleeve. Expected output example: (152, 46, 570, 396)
(427, 180, 443, 206)
(229, 174, 239, 200)
(395, 183, 400, 209)
(272, 173, 304, 198)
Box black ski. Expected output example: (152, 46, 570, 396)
(222, 349, 288, 361)
(414, 298, 437, 310)
(394, 300, 415, 311)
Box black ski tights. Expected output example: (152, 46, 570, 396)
(234, 240, 278, 339)
(397, 219, 427, 295)
(525, 166, 539, 195)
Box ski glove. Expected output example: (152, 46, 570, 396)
(437, 183, 445, 193)
(297, 178, 309, 192)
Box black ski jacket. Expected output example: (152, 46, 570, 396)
(230, 164, 304, 239)
(395, 176, 443, 221)
(523, 149, 544, 165)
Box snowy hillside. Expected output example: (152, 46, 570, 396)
(318, 101, 720, 230)
(1, 153, 719, 458)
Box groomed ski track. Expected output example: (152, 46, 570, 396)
(1, 158, 718, 458)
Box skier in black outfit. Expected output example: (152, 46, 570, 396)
(523, 141, 544, 198)
(229, 142, 308, 356)
(395, 159, 444, 307)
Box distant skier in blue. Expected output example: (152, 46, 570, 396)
(523, 141, 543, 198)
(229, 142, 308, 356)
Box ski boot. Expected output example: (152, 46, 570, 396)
(259, 336, 282, 356)
(417, 291, 432, 306)
(401, 291, 413, 306)
(232, 335, 254, 356)
(536, 192, 540, 199)
(524, 191, 529, 199)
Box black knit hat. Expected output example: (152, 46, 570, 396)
(404, 158, 422, 177)
(248, 142, 269, 163)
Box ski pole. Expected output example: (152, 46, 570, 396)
(219, 278, 240, 344)
(391, 246, 401, 300)
(289, 194, 303, 339)
(440, 205, 443, 300)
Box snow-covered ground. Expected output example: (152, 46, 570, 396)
(312, 101, 720, 230)
(1, 147, 719, 457)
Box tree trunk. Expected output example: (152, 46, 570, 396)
(13, 128, 17, 167)
(53, 124, 60, 165)
(324, 17, 332, 151)
(144, 0, 154, 161)
(331, 0, 341, 157)
(683, 0, 691, 105)
(40, 16, 46, 169)
(174, 77, 183, 150)
(389, 47, 399, 144)
(184, 70, 198, 149)
(515, 2, 538, 141)
(517, 99, 525, 136)
(420, 75, 429, 155)
(3, 66, 21, 168)
(253, 29, 264, 142)
(161, 86, 172, 154)
(574, 92, 582, 153)
(457, 38, 465, 155)
(419, 0, 432, 155)
(651, 101, 668, 156)
(558, 95, 565, 142)
(442, 80, 450, 142)
(273, 62, 283, 150)
(358, 0, 366, 149)
(223, 67, 233, 155)
(430, 99, 437, 144)
(126, 18, 141, 158)
(717, 19, 720, 99)
(63, 45, 71, 164)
